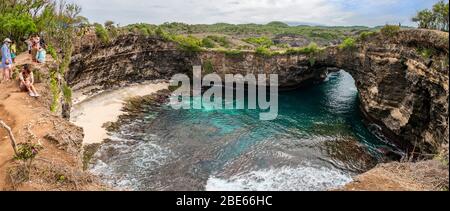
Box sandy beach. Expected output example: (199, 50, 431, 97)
(71, 82, 169, 145)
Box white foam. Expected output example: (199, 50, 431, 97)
(89, 137, 172, 190)
(206, 166, 353, 191)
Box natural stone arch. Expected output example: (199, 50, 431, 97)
(68, 29, 449, 154)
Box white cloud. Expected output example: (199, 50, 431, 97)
(71, 0, 426, 26)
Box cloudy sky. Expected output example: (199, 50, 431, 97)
(71, 0, 438, 27)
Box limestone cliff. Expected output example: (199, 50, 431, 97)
(67, 29, 449, 155)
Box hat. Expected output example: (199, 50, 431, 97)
(3, 38, 12, 43)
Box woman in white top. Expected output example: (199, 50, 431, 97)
(19, 64, 40, 97)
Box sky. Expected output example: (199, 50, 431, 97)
(71, 0, 439, 27)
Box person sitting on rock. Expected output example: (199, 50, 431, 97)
(19, 64, 40, 97)
(36, 46, 46, 64)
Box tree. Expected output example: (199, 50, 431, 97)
(412, 0, 449, 32)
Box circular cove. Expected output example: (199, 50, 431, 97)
(87, 70, 400, 191)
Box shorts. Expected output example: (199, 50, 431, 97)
(11, 53, 16, 59)
(1, 64, 12, 69)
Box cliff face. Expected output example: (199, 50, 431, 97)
(67, 29, 449, 154)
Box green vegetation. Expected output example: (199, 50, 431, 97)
(380, 25, 401, 37)
(32, 69, 43, 83)
(0, 13, 37, 43)
(94, 23, 110, 44)
(205, 35, 230, 48)
(49, 69, 60, 113)
(219, 49, 244, 58)
(202, 60, 214, 74)
(339, 37, 356, 50)
(417, 47, 436, 59)
(171, 35, 202, 52)
(358, 31, 377, 42)
(309, 57, 316, 67)
(46, 44, 58, 60)
(285, 42, 320, 55)
(255, 46, 277, 57)
(201, 37, 216, 48)
(243, 36, 274, 47)
(15, 142, 43, 162)
(121, 22, 371, 49)
(412, 0, 449, 32)
(62, 82, 72, 104)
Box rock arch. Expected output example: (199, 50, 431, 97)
(68, 29, 449, 153)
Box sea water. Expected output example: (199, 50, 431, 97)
(90, 71, 397, 191)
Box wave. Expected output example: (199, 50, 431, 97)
(206, 165, 353, 191)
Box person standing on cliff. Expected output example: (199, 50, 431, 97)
(1, 38, 13, 82)
(31, 35, 40, 63)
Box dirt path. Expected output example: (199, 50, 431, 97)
(0, 53, 104, 190)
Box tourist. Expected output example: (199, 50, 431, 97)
(36, 46, 47, 64)
(31, 35, 40, 63)
(10, 41, 17, 63)
(25, 37, 33, 55)
(19, 64, 40, 97)
(1, 38, 13, 82)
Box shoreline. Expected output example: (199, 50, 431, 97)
(70, 81, 169, 145)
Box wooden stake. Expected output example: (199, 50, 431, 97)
(0, 119, 18, 156)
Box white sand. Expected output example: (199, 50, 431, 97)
(70, 82, 169, 145)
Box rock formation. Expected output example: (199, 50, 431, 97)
(67, 29, 449, 154)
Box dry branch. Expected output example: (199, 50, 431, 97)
(0, 119, 18, 156)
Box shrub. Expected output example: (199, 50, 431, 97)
(172, 35, 202, 52)
(202, 60, 214, 74)
(201, 37, 216, 48)
(94, 23, 110, 44)
(155, 27, 172, 41)
(14, 142, 43, 162)
(255, 46, 273, 56)
(206, 35, 230, 48)
(243, 36, 274, 47)
(49, 70, 60, 113)
(417, 47, 435, 59)
(285, 42, 320, 55)
(46, 44, 58, 60)
(380, 25, 400, 37)
(358, 31, 377, 41)
(339, 37, 356, 50)
(62, 83, 72, 103)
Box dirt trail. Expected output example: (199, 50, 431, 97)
(0, 53, 104, 190)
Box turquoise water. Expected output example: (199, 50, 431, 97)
(90, 71, 397, 191)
